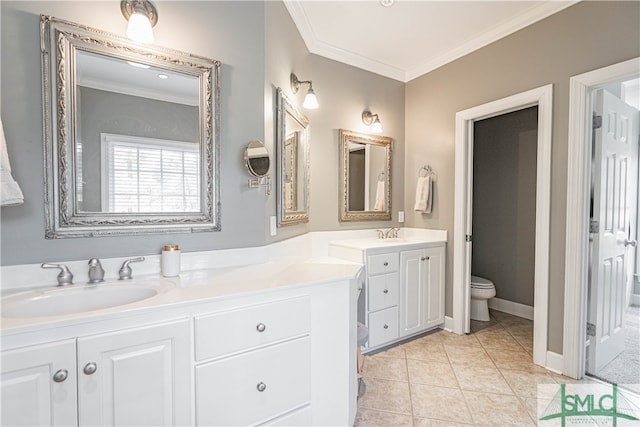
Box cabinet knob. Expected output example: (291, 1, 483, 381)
(256, 382, 267, 392)
(83, 362, 97, 375)
(421, 256, 429, 261)
(383, 262, 389, 266)
(53, 369, 68, 383)
(383, 324, 389, 329)
(256, 323, 266, 332)
(383, 289, 389, 294)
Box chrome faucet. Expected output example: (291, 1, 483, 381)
(41, 263, 74, 286)
(87, 258, 105, 283)
(118, 257, 145, 280)
(385, 227, 400, 239)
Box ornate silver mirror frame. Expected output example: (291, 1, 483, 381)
(41, 16, 220, 238)
(339, 129, 392, 222)
(276, 88, 309, 226)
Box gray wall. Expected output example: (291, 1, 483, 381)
(404, 1, 640, 353)
(472, 107, 538, 307)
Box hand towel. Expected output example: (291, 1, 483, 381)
(0, 120, 24, 206)
(373, 180, 385, 211)
(414, 175, 431, 213)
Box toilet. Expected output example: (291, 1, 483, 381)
(470, 275, 496, 321)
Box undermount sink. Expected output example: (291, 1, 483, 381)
(2, 283, 160, 318)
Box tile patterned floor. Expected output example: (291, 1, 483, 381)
(355, 310, 587, 426)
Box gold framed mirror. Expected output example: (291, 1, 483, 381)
(339, 129, 392, 222)
(40, 16, 220, 238)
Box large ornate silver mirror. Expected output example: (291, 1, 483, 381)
(41, 16, 220, 238)
(339, 129, 392, 222)
(276, 88, 309, 226)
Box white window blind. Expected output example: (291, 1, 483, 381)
(101, 134, 200, 213)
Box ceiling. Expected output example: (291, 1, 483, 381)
(283, 0, 578, 82)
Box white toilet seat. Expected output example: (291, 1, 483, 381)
(469, 275, 495, 321)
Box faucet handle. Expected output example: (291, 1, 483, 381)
(41, 263, 74, 286)
(119, 257, 145, 280)
(376, 229, 385, 239)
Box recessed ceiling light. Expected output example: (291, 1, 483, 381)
(158, 74, 169, 79)
(380, 0, 394, 7)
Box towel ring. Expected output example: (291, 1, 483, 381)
(419, 165, 432, 177)
(378, 171, 385, 182)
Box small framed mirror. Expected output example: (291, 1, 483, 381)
(276, 88, 309, 226)
(41, 16, 220, 238)
(244, 140, 270, 177)
(339, 129, 392, 222)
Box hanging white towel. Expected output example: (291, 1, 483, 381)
(0, 119, 24, 206)
(373, 180, 385, 211)
(414, 175, 432, 213)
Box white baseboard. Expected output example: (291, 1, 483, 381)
(443, 316, 454, 332)
(488, 297, 534, 320)
(546, 351, 563, 374)
(631, 294, 640, 306)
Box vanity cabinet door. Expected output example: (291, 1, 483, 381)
(1, 339, 77, 427)
(77, 319, 191, 426)
(423, 246, 445, 329)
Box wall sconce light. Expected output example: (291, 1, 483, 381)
(362, 111, 383, 133)
(290, 73, 319, 109)
(121, 0, 158, 44)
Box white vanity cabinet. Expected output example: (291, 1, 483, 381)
(399, 246, 445, 337)
(194, 297, 312, 426)
(330, 240, 446, 352)
(1, 318, 191, 427)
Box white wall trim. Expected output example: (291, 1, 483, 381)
(488, 298, 534, 321)
(443, 316, 454, 332)
(453, 84, 553, 369)
(563, 57, 640, 379)
(545, 351, 564, 374)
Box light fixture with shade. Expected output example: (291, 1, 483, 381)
(121, 0, 158, 44)
(290, 73, 319, 109)
(362, 111, 383, 133)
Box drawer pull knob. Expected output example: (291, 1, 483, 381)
(383, 262, 389, 266)
(83, 362, 97, 375)
(53, 369, 68, 383)
(257, 382, 267, 392)
(383, 324, 389, 329)
(256, 323, 266, 332)
(383, 289, 389, 294)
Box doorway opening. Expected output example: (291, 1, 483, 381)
(452, 84, 553, 369)
(563, 57, 640, 381)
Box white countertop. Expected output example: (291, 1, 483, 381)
(329, 228, 447, 251)
(0, 256, 362, 334)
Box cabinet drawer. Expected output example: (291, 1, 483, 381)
(195, 337, 311, 426)
(367, 306, 399, 348)
(195, 296, 310, 361)
(367, 253, 399, 275)
(368, 273, 399, 312)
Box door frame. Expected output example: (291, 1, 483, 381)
(452, 84, 553, 368)
(563, 57, 640, 379)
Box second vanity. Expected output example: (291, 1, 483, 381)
(329, 229, 447, 353)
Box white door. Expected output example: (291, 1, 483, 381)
(1, 339, 77, 426)
(588, 89, 639, 374)
(77, 319, 191, 426)
(399, 249, 426, 337)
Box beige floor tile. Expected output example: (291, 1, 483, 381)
(484, 347, 547, 372)
(505, 323, 534, 337)
(358, 378, 413, 414)
(476, 332, 527, 352)
(404, 340, 449, 364)
(408, 359, 459, 388)
(463, 390, 535, 425)
(410, 384, 473, 423)
(414, 417, 475, 426)
(499, 369, 558, 398)
(364, 353, 409, 382)
(439, 332, 481, 347)
(453, 365, 514, 395)
(445, 345, 496, 368)
(370, 344, 406, 359)
(522, 396, 552, 423)
(354, 408, 414, 427)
